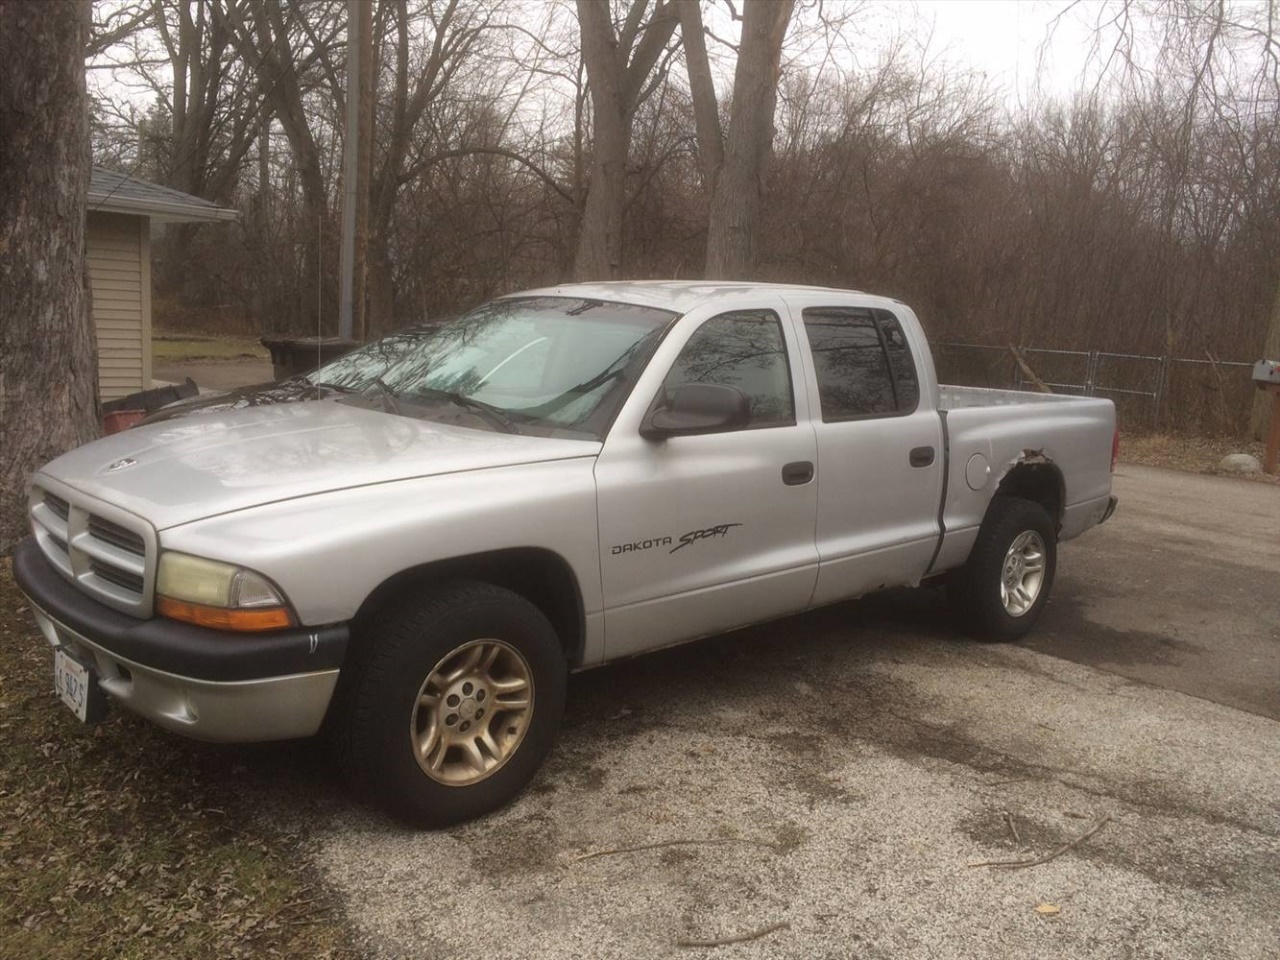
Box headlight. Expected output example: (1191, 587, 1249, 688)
(156, 552, 296, 632)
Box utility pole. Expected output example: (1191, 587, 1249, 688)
(337, 0, 361, 340)
(354, 0, 373, 341)
(255, 116, 271, 333)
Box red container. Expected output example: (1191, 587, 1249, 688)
(103, 409, 146, 434)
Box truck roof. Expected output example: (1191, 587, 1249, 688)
(508, 280, 897, 314)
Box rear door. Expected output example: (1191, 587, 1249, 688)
(593, 302, 820, 659)
(784, 295, 944, 605)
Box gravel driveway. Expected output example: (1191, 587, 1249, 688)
(298, 465, 1279, 960)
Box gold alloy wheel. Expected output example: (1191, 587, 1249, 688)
(1000, 530, 1047, 617)
(410, 639, 534, 785)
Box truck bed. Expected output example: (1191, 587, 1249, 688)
(938, 384, 1099, 411)
(928, 383, 1116, 575)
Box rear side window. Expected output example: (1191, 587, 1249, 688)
(802, 307, 919, 420)
(663, 310, 795, 429)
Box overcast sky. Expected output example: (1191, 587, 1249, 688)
(857, 0, 1102, 106)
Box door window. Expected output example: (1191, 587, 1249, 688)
(662, 310, 795, 430)
(802, 307, 920, 420)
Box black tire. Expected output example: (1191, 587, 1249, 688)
(331, 580, 566, 827)
(948, 496, 1057, 642)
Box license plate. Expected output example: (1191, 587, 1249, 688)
(54, 648, 94, 722)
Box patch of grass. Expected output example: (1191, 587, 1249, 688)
(0, 559, 357, 960)
(1120, 432, 1276, 482)
(152, 333, 268, 363)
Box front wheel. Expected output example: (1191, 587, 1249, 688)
(332, 581, 567, 827)
(948, 496, 1057, 641)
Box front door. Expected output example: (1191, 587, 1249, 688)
(594, 305, 820, 659)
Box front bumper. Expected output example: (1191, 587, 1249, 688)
(13, 538, 349, 742)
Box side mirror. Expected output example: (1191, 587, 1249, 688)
(640, 383, 750, 440)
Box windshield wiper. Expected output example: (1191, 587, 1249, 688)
(565, 298, 603, 316)
(305, 379, 359, 399)
(367, 377, 402, 414)
(417, 388, 519, 434)
(308, 379, 358, 393)
(530, 328, 662, 417)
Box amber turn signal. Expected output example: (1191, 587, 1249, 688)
(156, 596, 295, 632)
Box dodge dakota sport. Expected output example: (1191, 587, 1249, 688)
(14, 281, 1118, 826)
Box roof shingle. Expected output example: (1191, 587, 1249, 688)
(88, 168, 238, 223)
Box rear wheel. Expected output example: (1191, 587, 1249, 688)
(332, 581, 566, 827)
(949, 496, 1057, 641)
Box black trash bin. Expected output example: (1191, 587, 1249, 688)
(260, 336, 359, 380)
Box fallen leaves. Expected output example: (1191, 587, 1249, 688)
(0, 560, 356, 960)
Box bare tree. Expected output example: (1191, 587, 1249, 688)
(681, 0, 795, 278)
(573, 0, 680, 280)
(1063, 0, 1280, 437)
(219, 0, 346, 330)
(220, 0, 342, 234)
(0, 0, 100, 553)
(87, 0, 151, 58)
(153, 1, 249, 199)
(365, 0, 495, 332)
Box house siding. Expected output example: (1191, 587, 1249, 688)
(87, 212, 147, 400)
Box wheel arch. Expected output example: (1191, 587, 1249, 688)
(353, 548, 586, 667)
(993, 453, 1065, 532)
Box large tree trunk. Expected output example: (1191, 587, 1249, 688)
(573, 98, 630, 280)
(571, 0, 629, 281)
(0, 0, 99, 554)
(1249, 277, 1280, 440)
(572, 0, 678, 281)
(703, 0, 794, 279)
(677, 0, 722, 192)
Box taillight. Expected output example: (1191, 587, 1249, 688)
(1111, 427, 1120, 472)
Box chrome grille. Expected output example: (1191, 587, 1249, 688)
(29, 482, 156, 617)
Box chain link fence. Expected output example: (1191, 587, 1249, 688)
(932, 343, 1256, 434)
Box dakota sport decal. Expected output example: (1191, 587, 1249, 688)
(610, 523, 743, 557)
(611, 536, 673, 555)
(670, 523, 742, 553)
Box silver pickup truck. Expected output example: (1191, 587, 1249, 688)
(15, 281, 1117, 826)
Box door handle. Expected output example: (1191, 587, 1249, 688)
(781, 461, 814, 485)
(909, 446, 935, 468)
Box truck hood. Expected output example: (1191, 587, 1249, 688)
(36, 399, 601, 530)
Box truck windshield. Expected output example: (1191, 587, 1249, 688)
(364, 297, 677, 439)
